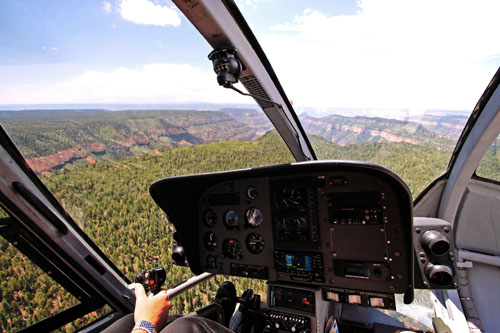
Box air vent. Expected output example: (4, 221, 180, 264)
(240, 75, 274, 109)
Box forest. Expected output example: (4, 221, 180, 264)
(1, 108, 498, 332)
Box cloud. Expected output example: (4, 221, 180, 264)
(41, 46, 58, 51)
(0, 63, 249, 104)
(260, 0, 500, 110)
(102, 1, 112, 14)
(119, 0, 181, 27)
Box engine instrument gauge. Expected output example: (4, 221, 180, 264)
(204, 231, 218, 251)
(245, 207, 263, 228)
(204, 208, 217, 227)
(205, 255, 217, 269)
(246, 233, 265, 254)
(224, 210, 239, 228)
(246, 186, 258, 199)
(223, 239, 242, 259)
(275, 188, 307, 212)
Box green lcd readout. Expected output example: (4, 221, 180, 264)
(345, 266, 371, 278)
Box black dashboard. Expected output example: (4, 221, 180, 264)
(150, 161, 415, 306)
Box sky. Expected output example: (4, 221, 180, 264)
(1, 0, 499, 112)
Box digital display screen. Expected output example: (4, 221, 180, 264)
(345, 266, 371, 278)
(329, 191, 381, 209)
(328, 191, 383, 224)
(285, 254, 312, 272)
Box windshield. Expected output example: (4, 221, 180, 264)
(236, 0, 500, 196)
(234, 0, 499, 330)
(0, 1, 292, 330)
(1, 0, 500, 331)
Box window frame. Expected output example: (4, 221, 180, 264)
(0, 126, 135, 332)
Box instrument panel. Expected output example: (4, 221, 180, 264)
(150, 161, 414, 298)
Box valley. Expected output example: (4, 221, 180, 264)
(0, 108, 467, 174)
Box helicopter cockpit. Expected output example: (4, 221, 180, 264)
(149, 159, 457, 332)
(1, 0, 500, 332)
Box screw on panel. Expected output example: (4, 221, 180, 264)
(394, 251, 401, 257)
(415, 228, 421, 234)
(444, 227, 450, 233)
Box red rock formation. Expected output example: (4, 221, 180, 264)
(135, 136, 149, 145)
(28, 148, 88, 173)
(27, 142, 107, 173)
(85, 157, 98, 164)
(120, 138, 135, 148)
(86, 142, 106, 153)
(178, 140, 192, 146)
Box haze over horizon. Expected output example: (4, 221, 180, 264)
(1, 0, 499, 111)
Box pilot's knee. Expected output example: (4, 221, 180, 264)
(161, 316, 205, 332)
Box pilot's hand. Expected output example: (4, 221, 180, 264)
(133, 283, 171, 331)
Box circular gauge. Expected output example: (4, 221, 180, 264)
(223, 239, 242, 259)
(246, 186, 258, 200)
(246, 233, 265, 254)
(292, 216, 306, 226)
(245, 207, 263, 228)
(203, 231, 218, 251)
(277, 188, 306, 211)
(205, 255, 217, 269)
(203, 209, 217, 227)
(278, 217, 290, 226)
(224, 210, 239, 228)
